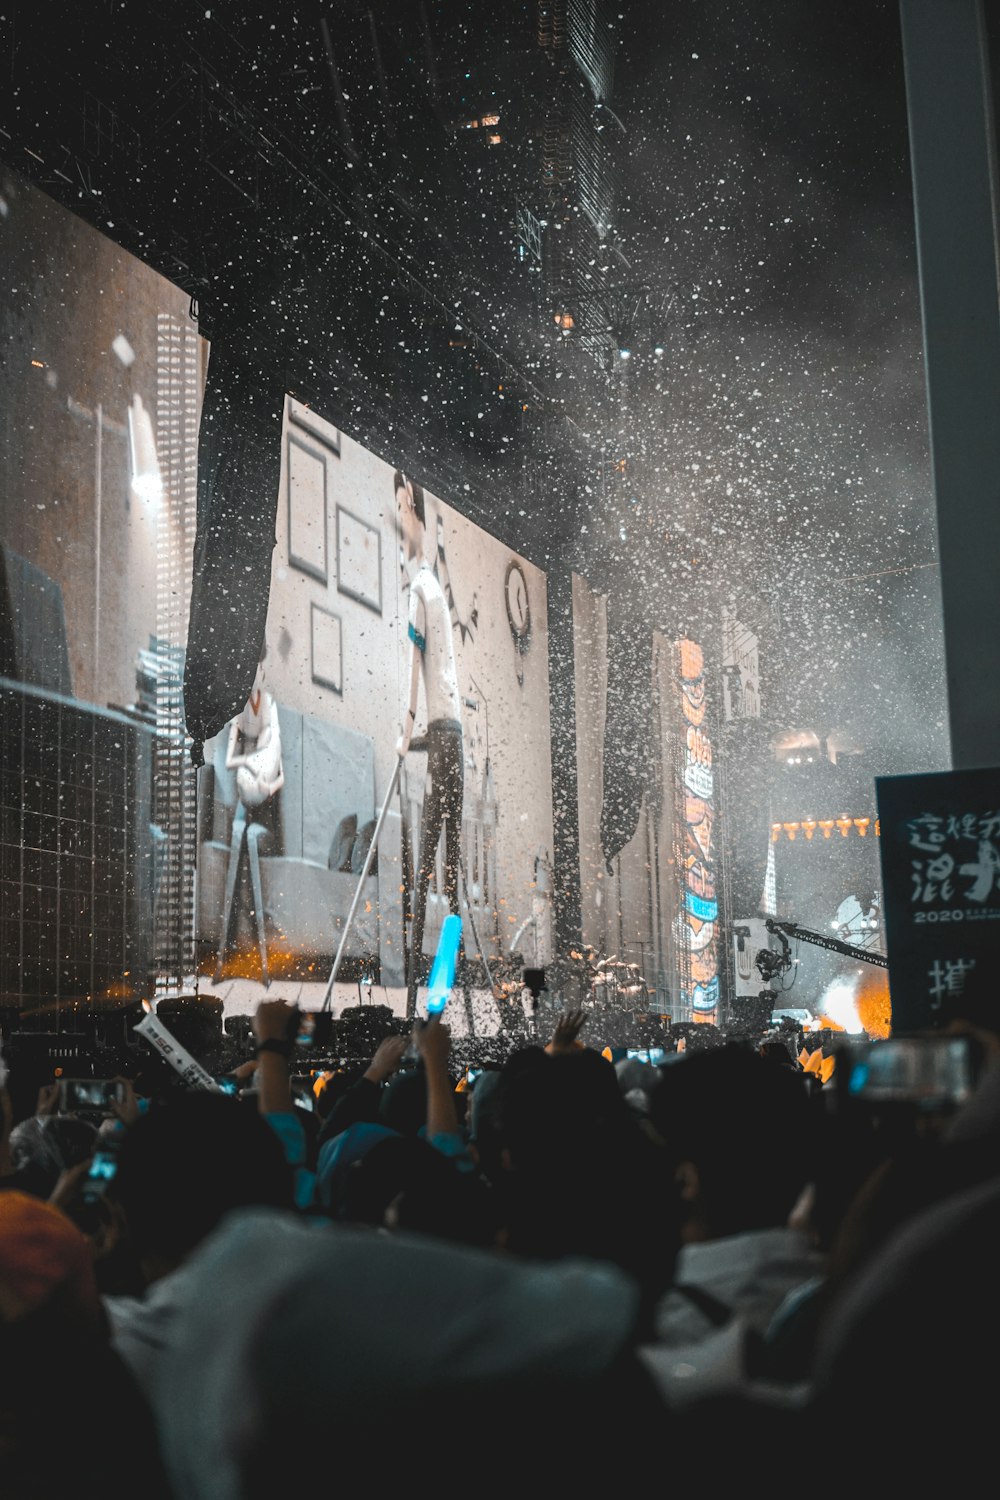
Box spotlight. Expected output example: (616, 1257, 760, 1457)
(127, 394, 163, 506)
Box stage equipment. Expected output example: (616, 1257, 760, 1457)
(765, 918, 889, 970)
(322, 756, 403, 1008)
(0, 545, 73, 695)
(183, 347, 284, 764)
(523, 967, 546, 1006)
(730, 993, 775, 1032)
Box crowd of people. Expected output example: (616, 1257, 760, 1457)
(1, 984, 998, 1493)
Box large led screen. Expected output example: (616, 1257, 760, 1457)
(0, 168, 554, 1027)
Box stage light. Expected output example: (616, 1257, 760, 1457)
(128, 393, 163, 506)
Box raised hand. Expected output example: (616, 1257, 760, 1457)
(413, 1017, 452, 1072)
(253, 998, 299, 1044)
(109, 1077, 140, 1129)
(364, 1034, 410, 1084)
(546, 1008, 588, 1055)
(35, 1081, 62, 1117)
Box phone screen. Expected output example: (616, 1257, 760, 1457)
(296, 1013, 316, 1046)
(215, 1076, 239, 1096)
(88, 1152, 118, 1182)
(848, 1038, 972, 1108)
(62, 1079, 123, 1112)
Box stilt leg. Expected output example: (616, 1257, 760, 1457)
(246, 823, 269, 987)
(215, 804, 247, 982)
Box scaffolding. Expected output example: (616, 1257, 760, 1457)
(152, 313, 200, 996)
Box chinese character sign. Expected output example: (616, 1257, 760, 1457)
(877, 769, 1000, 1032)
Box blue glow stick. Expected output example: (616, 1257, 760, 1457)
(425, 914, 463, 1015)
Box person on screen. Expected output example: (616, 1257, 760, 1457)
(394, 471, 465, 1018)
(214, 648, 285, 986)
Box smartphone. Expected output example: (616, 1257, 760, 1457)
(59, 1079, 127, 1113)
(847, 1038, 973, 1110)
(82, 1149, 118, 1202)
(215, 1075, 239, 1096)
(625, 1048, 667, 1066)
(466, 1067, 483, 1084)
(290, 1074, 317, 1110)
(296, 1012, 316, 1047)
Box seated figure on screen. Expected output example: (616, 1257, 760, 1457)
(214, 647, 285, 988)
(394, 471, 465, 1018)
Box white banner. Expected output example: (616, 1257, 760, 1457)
(722, 608, 760, 720)
(732, 918, 777, 997)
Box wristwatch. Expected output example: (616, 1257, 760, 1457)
(255, 1037, 294, 1058)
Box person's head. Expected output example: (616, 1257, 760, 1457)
(496, 1049, 678, 1308)
(394, 469, 425, 558)
(498, 1049, 630, 1167)
(112, 1092, 294, 1281)
(9, 1114, 98, 1199)
(378, 1065, 427, 1136)
(649, 1046, 816, 1243)
(759, 1040, 797, 1068)
(0, 1192, 102, 1335)
(338, 1134, 497, 1247)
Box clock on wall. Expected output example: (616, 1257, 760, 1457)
(504, 558, 531, 685)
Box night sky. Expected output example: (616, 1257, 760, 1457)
(611, 0, 947, 771)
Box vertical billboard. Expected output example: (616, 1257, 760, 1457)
(677, 640, 719, 1023)
(877, 766, 1000, 1033)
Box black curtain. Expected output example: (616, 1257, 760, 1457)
(600, 595, 653, 874)
(183, 346, 285, 761)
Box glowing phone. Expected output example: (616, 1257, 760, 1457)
(82, 1149, 119, 1203)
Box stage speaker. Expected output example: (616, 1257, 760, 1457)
(337, 1004, 394, 1058)
(0, 545, 72, 696)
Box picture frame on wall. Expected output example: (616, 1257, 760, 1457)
(287, 431, 328, 584)
(336, 504, 382, 615)
(310, 603, 343, 695)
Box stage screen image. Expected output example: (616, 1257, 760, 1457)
(1, 166, 203, 1021)
(0, 167, 554, 1026)
(201, 400, 555, 1021)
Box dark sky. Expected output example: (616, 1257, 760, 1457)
(608, 0, 948, 771)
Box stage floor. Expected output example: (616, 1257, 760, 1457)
(165, 977, 527, 1039)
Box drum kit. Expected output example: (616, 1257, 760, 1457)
(554, 946, 651, 1016)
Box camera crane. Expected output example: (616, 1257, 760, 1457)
(763, 918, 888, 972)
